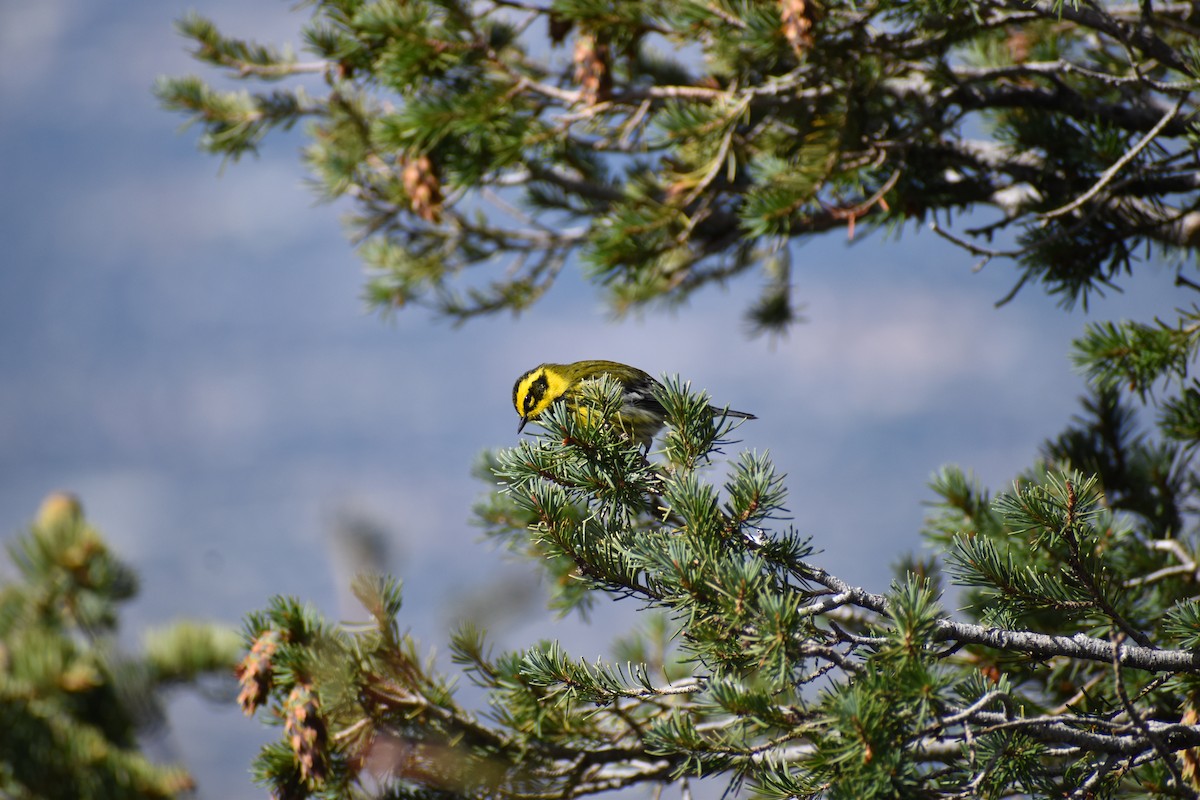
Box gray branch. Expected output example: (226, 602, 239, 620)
(799, 562, 1200, 673)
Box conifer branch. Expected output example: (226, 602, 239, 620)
(164, 0, 1200, 327)
(798, 543, 1200, 673)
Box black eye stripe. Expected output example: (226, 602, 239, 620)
(524, 375, 548, 413)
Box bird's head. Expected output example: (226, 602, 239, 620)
(513, 364, 571, 432)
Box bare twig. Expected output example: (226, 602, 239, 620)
(952, 59, 1197, 93)
(1112, 633, 1195, 796)
(1125, 539, 1198, 588)
(1042, 94, 1189, 220)
(928, 219, 1024, 269)
(1069, 755, 1122, 800)
(938, 690, 1016, 727)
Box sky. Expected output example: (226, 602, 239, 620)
(0, 2, 1190, 797)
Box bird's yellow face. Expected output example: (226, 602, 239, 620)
(513, 364, 572, 431)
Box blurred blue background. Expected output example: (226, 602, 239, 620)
(0, 2, 1186, 796)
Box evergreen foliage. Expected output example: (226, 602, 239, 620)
(159, 0, 1200, 332)
(0, 494, 242, 799)
(236, 375, 1200, 799)
(155, 1, 1200, 797)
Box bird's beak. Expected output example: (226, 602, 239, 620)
(517, 417, 528, 434)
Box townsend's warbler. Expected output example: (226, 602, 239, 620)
(513, 360, 756, 449)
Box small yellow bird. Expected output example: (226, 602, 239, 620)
(512, 360, 755, 449)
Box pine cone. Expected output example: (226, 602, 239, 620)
(402, 154, 443, 223)
(235, 630, 280, 715)
(285, 682, 329, 782)
(780, 0, 815, 57)
(573, 33, 612, 106)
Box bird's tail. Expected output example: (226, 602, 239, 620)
(712, 406, 756, 420)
